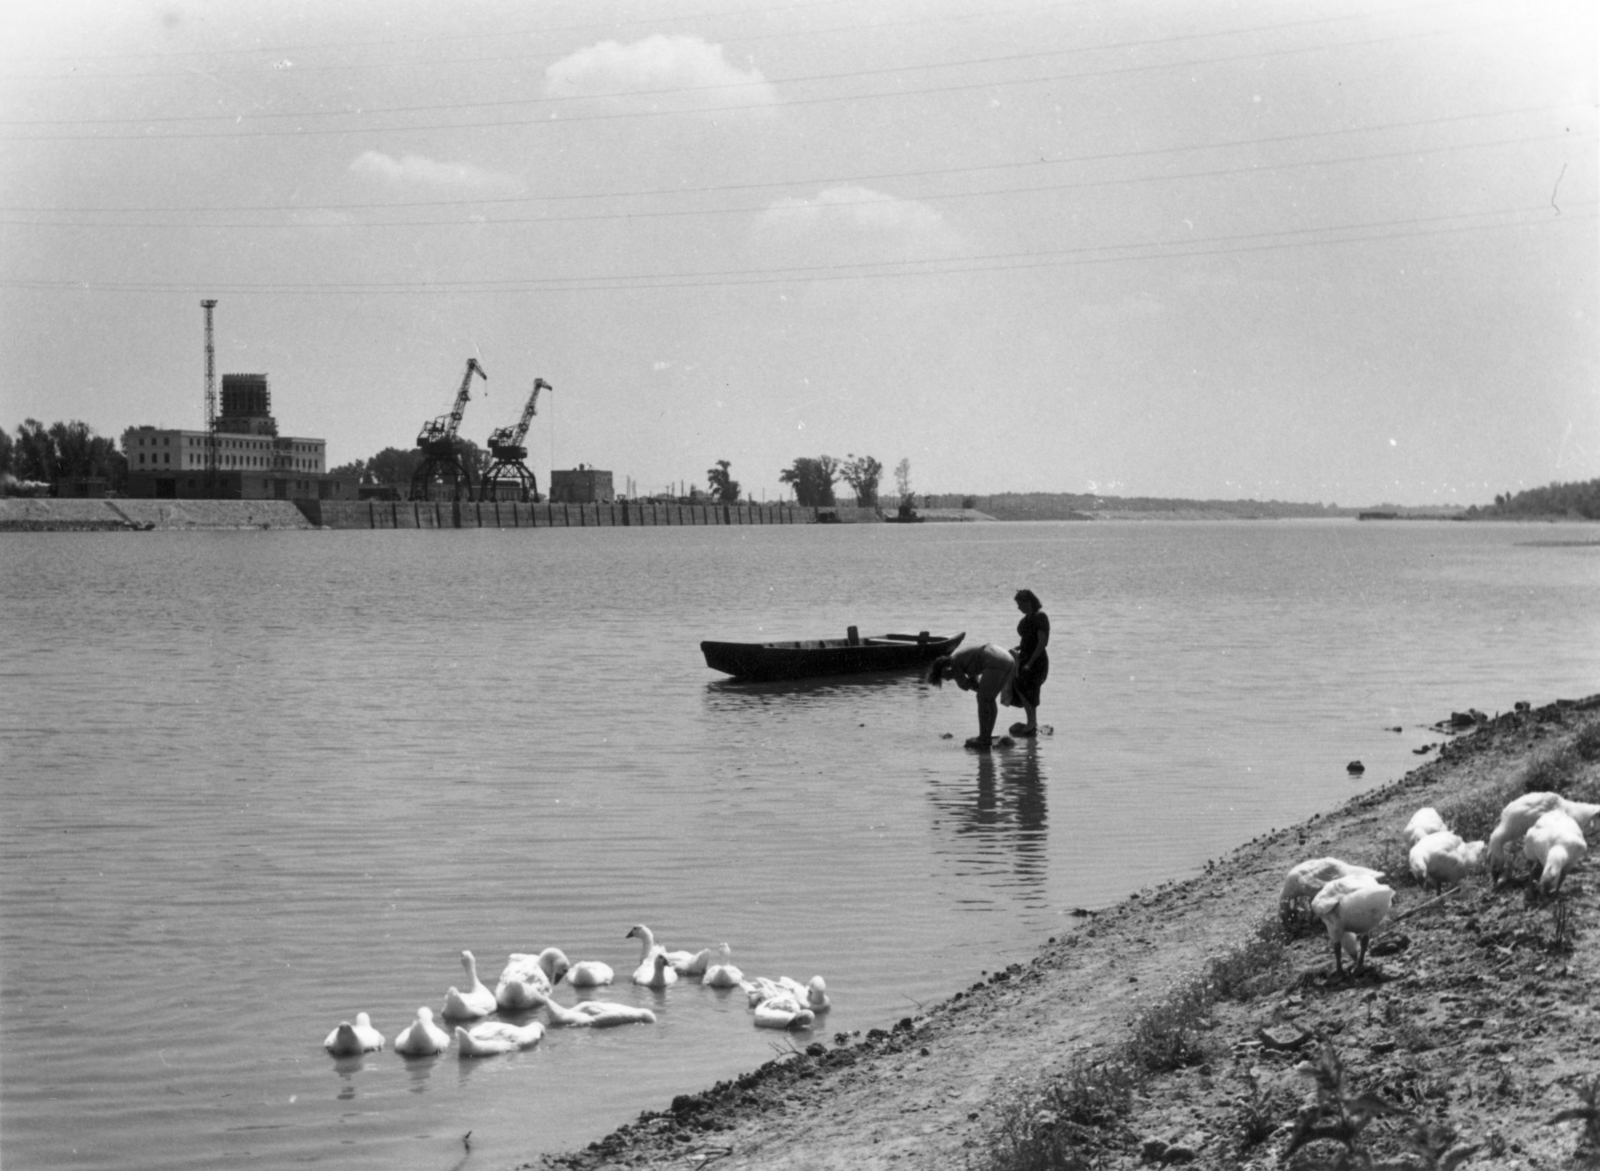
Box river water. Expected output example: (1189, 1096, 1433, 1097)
(1, 520, 1594, 1170)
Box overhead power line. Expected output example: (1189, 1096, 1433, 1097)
(4, 0, 1490, 75)
(1, 0, 1473, 114)
(3, 203, 1587, 295)
(4, 104, 1567, 216)
(0, 11, 1548, 142)
(1, 130, 1573, 230)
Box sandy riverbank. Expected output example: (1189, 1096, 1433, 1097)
(531, 695, 1600, 1171)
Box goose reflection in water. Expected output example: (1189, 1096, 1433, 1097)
(929, 743, 1048, 896)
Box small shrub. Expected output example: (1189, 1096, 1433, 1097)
(1128, 981, 1211, 1072)
(1571, 720, 1600, 762)
(1520, 743, 1583, 794)
(1286, 1041, 1408, 1164)
(981, 1058, 1136, 1171)
(1210, 918, 1291, 1001)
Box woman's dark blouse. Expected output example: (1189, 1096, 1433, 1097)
(1017, 610, 1050, 664)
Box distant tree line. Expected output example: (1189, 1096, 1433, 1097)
(329, 440, 496, 489)
(0, 420, 128, 494)
(1466, 479, 1600, 520)
(929, 492, 1358, 520)
(779, 454, 884, 507)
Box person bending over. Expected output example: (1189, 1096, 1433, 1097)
(925, 642, 1018, 750)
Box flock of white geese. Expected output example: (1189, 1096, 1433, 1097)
(323, 924, 830, 1059)
(1281, 790, 1597, 974)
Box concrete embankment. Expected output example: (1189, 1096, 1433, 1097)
(299, 499, 810, 529)
(0, 498, 314, 530)
(0, 497, 825, 531)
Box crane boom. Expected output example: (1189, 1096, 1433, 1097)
(417, 358, 487, 448)
(487, 377, 551, 455)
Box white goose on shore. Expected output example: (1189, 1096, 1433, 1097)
(1311, 874, 1394, 974)
(1408, 830, 1486, 893)
(323, 1012, 385, 1056)
(1403, 807, 1449, 846)
(441, 950, 498, 1020)
(1523, 808, 1587, 895)
(1488, 792, 1600, 880)
(1279, 858, 1385, 922)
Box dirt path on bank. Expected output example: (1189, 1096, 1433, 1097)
(532, 697, 1600, 1171)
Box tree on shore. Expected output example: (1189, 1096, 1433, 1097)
(3, 419, 127, 492)
(706, 459, 740, 503)
(839, 453, 883, 508)
(894, 458, 912, 501)
(779, 456, 839, 506)
(1470, 479, 1600, 519)
(365, 446, 424, 488)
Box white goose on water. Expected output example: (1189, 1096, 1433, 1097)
(637, 950, 677, 989)
(454, 1020, 545, 1057)
(394, 1007, 452, 1056)
(442, 950, 498, 1020)
(568, 957, 615, 988)
(752, 993, 815, 1030)
(741, 974, 829, 1012)
(495, 947, 571, 1011)
(1408, 830, 1486, 893)
(701, 943, 743, 989)
(1311, 874, 1394, 974)
(801, 975, 830, 1012)
(1488, 792, 1600, 879)
(1403, 807, 1449, 846)
(545, 999, 657, 1028)
(1279, 858, 1385, 922)
(626, 925, 693, 984)
(323, 1012, 385, 1055)
(1523, 808, 1587, 895)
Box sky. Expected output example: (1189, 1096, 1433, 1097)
(1, 0, 1594, 506)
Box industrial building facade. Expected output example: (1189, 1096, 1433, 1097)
(549, 466, 615, 504)
(122, 373, 355, 501)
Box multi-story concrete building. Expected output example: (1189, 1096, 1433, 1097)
(122, 373, 355, 501)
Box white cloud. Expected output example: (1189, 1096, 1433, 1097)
(348, 151, 523, 194)
(752, 186, 964, 261)
(544, 35, 777, 114)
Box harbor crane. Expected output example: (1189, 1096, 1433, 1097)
(481, 377, 551, 502)
(409, 358, 486, 502)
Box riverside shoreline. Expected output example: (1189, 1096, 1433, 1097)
(533, 695, 1600, 1171)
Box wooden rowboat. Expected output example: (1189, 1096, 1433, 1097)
(701, 629, 964, 681)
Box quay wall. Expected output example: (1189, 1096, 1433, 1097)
(1, 497, 855, 531)
(297, 499, 814, 529)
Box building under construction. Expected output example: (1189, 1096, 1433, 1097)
(120, 301, 356, 502)
(122, 373, 355, 501)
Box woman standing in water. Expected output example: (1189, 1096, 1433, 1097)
(1010, 588, 1049, 737)
(925, 642, 1018, 750)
